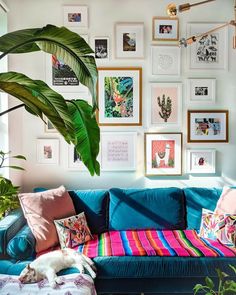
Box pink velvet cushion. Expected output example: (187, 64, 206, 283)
(18, 186, 76, 253)
(215, 186, 236, 214)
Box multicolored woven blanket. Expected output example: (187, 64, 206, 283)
(77, 230, 236, 258)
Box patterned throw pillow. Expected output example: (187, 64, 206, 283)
(199, 208, 236, 247)
(54, 212, 93, 249)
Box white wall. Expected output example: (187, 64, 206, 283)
(5, 0, 236, 191)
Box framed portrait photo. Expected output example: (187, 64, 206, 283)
(151, 45, 181, 76)
(152, 17, 179, 41)
(93, 37, 109, 60)
(101, 132, 137, 171)
(187, 110, 229, 143)
(63, 5, 88, 28)
(187, 78, 216, 104)
(97, 67, 142, 126)
(187, 22, 228, 70)
(115, 22, 144, 59)
(150, 82, 182, 127)
(36, 138, 59, 164)
(187, 149, 216, 174)
(145, 132, 182, 176)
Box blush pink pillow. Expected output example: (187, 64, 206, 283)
(214, 186, 236, 214)
(18, 186, 76, 253)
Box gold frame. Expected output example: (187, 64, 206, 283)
(187, 110, 229, 143)
(144, 132, 183, 176)
(97, 67, 142, 126)
(152, 17, 179, 41)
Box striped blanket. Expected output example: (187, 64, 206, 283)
(77, 230, 236, 258)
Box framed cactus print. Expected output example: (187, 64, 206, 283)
(150, 82, 182, 128)
(145, 132, 182, 176)
(97, 67, 142, 126)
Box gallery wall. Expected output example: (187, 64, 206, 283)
(5, 0, 236, 191)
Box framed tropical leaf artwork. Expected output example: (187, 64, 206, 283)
(97, 67, 142, 126)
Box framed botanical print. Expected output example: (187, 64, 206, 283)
(93, 37, 109, 60)
(152, 17, 179, 41)
(150, 82, 182, 127)
(187, 149, 216, 173)
(101, 132, 137, 171)
(187, 110, 229, 143)
(63, 6, 88, 28)
(151, 45, 181, 76)
(145, 132, 182, 176)
(187, 78, 216, 103)
(115, 22, 144, 58)
(97, 67, 142, 126)
(36, 138, 59, 164)
(187, 22, 228, 70)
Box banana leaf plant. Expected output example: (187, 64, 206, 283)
(0, 25, 100, 176)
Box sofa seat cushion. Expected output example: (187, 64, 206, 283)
(109, 187, 185, 230)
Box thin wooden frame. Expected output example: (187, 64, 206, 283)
(152, 17, 179, 41)
(145, 132, 182, 176)
(186, 149, 216, 174)
(187, 110, 229, 143)
(97, 67, 142, 126)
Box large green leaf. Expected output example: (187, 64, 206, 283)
(67, 100, 100, 176)
(0, 25, 98, 109)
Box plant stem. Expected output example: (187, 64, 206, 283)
(0, 104, 25, 116)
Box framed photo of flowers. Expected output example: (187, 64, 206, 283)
(145, 133, 182, 176)
(187, 78, 216, 104)
(97, 67, 142, 126)
(115, 22, 144, 59)
(187, 22, 228, 70)
(150, 82, 182, 127)
(63, 5, 88, 28)
(36, 138, 59, 164)
(187, 149, 216, 174)
(187, 110, 229, 143)
(152, 17, 179, 41)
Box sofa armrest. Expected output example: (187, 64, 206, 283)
(0, 208, 26, 255)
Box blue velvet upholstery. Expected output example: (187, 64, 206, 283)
(109, 187, 185, 230)
(7, 225, 36, 260)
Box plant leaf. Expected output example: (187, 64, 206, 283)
(205, 277, 214, 290)
(67, 99, 100, 176)
(229, 264, 236, 274)
(193, 284, 205, 295)
(2, 165, 25, 171)
(12, 155, 26, 160)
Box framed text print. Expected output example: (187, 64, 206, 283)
(97, 67, 142, 126)
(145, 132, 182, 176)
(152, 17, 179, 41)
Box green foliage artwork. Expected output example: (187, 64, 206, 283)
(157, 94, 172, 122)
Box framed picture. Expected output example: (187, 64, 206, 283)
(187, 22, 228, 70)
(45, 54, 89, 94)
(115, 22, 144, 59)
(187, 110, 229, 143)
(97, 67, 142, 126)
(37, 139, 59, 164)
(150, 82, 182, 127)
(187, 78, 216, 103)
(68, 144, 86, 171)
(145, 133, 182, 176)
(93, 37, 109, 60)
(43, 116, 57, 133)
(63, 5, 88, 28)
(187, 149, 216, 174)
(101, 132, 137, 171)
(152, 17, 179, 41)
(151, 45, 181, 76)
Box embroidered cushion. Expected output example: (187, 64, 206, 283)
(199, 208, 236, 247)
(54, 212, 93, 248)
(214, 186, 236, 214)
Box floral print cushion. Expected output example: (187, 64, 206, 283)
(199, 208, 236, 247)
(54, 212, 93, 248)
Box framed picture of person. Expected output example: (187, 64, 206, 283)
(63, 6, 88, 28)
(93, 37, 110, 60)
(187, 78, 216, 104)
(152, 17, 179, 41)
(186, 149, 216, 173)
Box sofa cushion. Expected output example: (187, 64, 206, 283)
(183, 187, 222, 230)
(215, 186, 236, 214)
(6, 225, 36, 260)
(69, 190, 109, 234)
(109, 188, 185, 230)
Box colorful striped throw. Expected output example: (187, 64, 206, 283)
(77, 230, 236, 258)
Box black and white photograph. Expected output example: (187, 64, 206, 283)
(187, 78, 216, 103)
(94, 37, 109, 60)
(195, 87, 208, 96)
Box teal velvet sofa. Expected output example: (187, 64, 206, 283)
(0, 187, 235, 295)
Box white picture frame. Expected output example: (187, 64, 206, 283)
(93, 37, 110, 60)
(187, 78, 216, 104)
(150, 82, 182, 128)
(100, 132, 137, 171)
(187, 22, 228, 70)
(115, 22, 144, 59)
(151, 45, 181, 76)
(187, 149, 216, 174)
(37, 139, 59, 164)
(63, 5, 88, 28)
